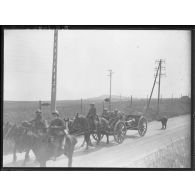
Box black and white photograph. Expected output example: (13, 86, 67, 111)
(2, 28, 191, 169)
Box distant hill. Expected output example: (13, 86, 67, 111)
(86, 94, 130, 101)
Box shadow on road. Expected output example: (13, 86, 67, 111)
(73, 141, 118, 157)
(125, 134, 140, 139)
(3, 158, 38, 167)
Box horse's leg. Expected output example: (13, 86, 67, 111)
(80, 136, 85, 147)
(40, 160, 46, 167)
(68, 157, 72, 167)
(85, 133, 90, 150)
(88, 135, 93, 146)
(161, 122, 163, 130)
(164, 122, 167, 129)
(67, 154, 73, 167)
(106, 134, 109, 144)
(96, 131, 101, 145)
(13, 145, 17, 163)
(165, 119, 168, 129)
(22, 149, 30, 166)
(25, 149, 30, 161)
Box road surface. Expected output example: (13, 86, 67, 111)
(3, 114, 190, 167)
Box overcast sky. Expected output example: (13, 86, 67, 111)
(4, 29, 191, 101)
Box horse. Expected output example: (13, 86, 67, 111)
(4, 123, 33, 166)
(64, 117, 86, 148)
(156, 116, 168, 130)
(64, 114, 92, 150)
(97, 116, 110, 144)
(28, 129, 77, 167)
(66, 113, 111, 148)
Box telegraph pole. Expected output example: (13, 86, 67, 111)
(157, 60, 162, 114)
(51, 29, 58, 113)
(39, 100, 42, 110)
(80, 98, 83, 114)
(146, 63, 160, 110)
(107, 69, 113, 111)
(157, 59, 166, 114)
(130, 95, 133, 106)
(146, 59, 166, 114)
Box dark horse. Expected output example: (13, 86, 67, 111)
(4, 123, 33, 166)
(96, 117, 110, 144)
(28, 131, 77, 167)
(157, 116, 168, 130)
(65, 114, 111, 149)
(4, 123, 77, 167)
(65, 114, 92, 150)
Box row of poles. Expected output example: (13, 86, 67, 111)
(49, 30, 167, 116)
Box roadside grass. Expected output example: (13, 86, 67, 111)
(140, 136, 191, 168)
(3, 98, 190, 123)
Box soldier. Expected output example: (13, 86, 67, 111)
(87, 103, 97, 130)
(49, 110, 65, 135)
(29, 109, 47, 134)
(49, 110, 65, 159)
(110, 109, 119, 119)
(109, 109, 120, 128)
(101, 108, 110, 121)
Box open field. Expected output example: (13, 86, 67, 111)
(3, 97, 190, 124)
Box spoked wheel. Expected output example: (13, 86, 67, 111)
(113, 121, 126, 144)
(138, 117, 147, 137)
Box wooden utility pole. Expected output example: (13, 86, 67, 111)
(107, 69, 113, 111)
(80, 98, 83, 114)
(157, 59, 166, 114)
(146, 95, 148, 105)
(157, 60, 162, 114)
(146, 59, 166, 114)
(131, 95, 133, 105)
(51, 30, 58, 113)
(39, 100, 42, 110)
(146, 63, 160, 110)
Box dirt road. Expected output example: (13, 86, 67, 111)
(3, 114, 190, 167)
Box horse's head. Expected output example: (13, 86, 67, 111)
(3, 122, 12, 139)
(64, 117, 74, 132)
(21, 121, 32, 128)
(71, 114, 87, 131)
(4, 124, 17, 140)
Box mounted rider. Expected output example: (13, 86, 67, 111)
(28, 109, 47, 134)
(49, 110, 65, 135)
(101, 108, 110, 121)
(87, 103, 98, 130)
(109, 109, 120, 128)
(49, 110, 66, 159)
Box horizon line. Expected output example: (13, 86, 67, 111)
(4, 96, 189, 102)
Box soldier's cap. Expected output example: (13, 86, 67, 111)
(35, 109, 42, 114)
(52, 110, 59, 116)
(114, 109, 118, 112)
(103, 108, 108, 111)
(90, 103, 95, 106)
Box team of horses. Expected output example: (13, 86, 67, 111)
(3, 120, 77, 167)
(3, 114, 168, 167)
